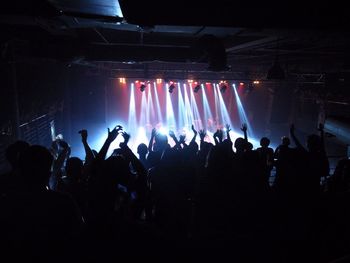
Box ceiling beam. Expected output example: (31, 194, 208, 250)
(225, 36, 280, 53)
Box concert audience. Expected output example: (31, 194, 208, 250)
(1, 122, 350, 262)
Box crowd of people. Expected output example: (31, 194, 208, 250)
(1, 122, 350, 262)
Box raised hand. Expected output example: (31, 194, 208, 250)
(191, 124, 198, 135)
(151, 128, 157, 138)
(169, 130, 176, 138)
(79, 129, 88, 142)
(217, 129, 223, 142)
(107, 125, 123, 143)
(199, 129, 206, 141)
(79, 129, 94, 163)
(213, 129, 219, 138)
(122, 131, 130, 144)
(241, 123, 247, 132)
(225, 124, 232, 141)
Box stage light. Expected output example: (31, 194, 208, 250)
(239, 82, 244, 86)
(168, 83, 175, 93)
(194, 83, 201, 93)
(253, 80, 260, 84)
(140, 83, 146, 92)
(119, 77, 126, 84)
(220, 83, 228, 93)
(156, 78, 162, 84)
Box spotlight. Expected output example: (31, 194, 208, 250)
(220, 83, 227, 93)
(168, 83, 175, 93)
(140, 83, 146, 92)
(194, 83, 201, 93)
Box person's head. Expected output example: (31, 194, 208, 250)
(19, 145, 53, 187)
(137, 143, 148, 157)
(281, 136, 290, 146)
(5, 140, 30, 169)
(307, 134, 322, 152)
(92, 149, 98, 157)
(234, 137, 246, 153)
(189, 140, 199, 154)
(65, 157, 83, 179)
(260, 137, 270, 148)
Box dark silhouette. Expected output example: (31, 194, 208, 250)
(2, 122, 349, 262)
(1, 145, 83, 260)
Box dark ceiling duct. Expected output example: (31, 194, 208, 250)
(15, 41, 206, 64)
(14, 35, 228, 70)
(195, 35, 228, 71)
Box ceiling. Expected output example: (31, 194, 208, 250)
(1, 0, 350, 82)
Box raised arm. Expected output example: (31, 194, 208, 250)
(241, 123, 248, 142)
(119, 143, 148, 204)
(179, 134, 187, 148)
(79, 129, 94, 165)
(225, 124, 232, 142)
(191, 124, 198, 145)
(121, 131, 130, 147)
(199, 129, 206, 150)
(169, 130, 181, 149)
(97, 125, 123, 160)
(213, 130, 219, 145)
(50, 140, 70, 190)
(121, 143, 146, 178)
(217, 129, 223, 143)
(148, 128, 156, 152)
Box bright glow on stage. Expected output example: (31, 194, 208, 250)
(77, 79, 263, 158)
(232, 84, 255, 139)
(166, 83, 176, 131)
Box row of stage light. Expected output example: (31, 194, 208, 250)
(119, 78, 260, 93)
(73, 78, 263, 159)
